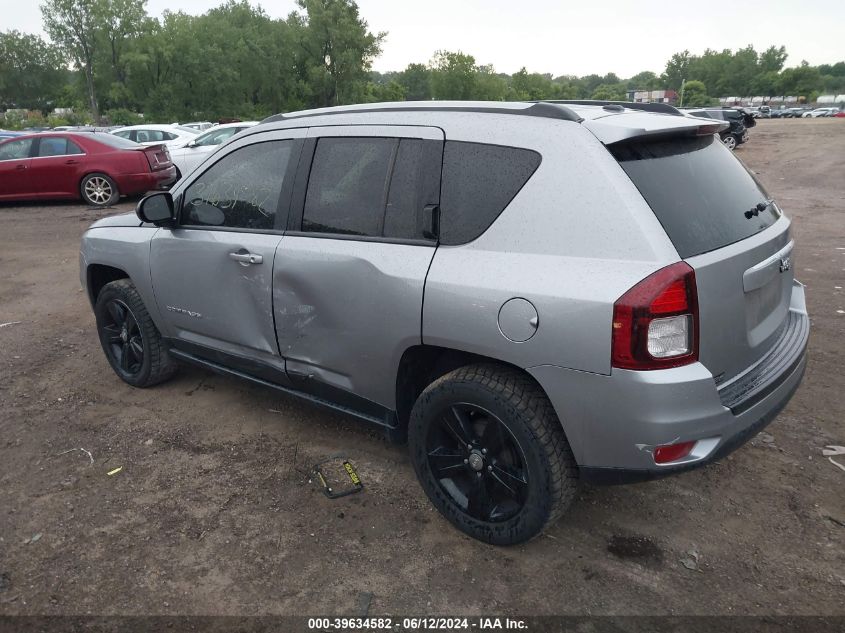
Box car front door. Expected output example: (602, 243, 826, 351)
(29, 136, 86, 197)
(0, 138, 34, 198)
(273, 125, 443, 418)
(149, 129, 305, 379)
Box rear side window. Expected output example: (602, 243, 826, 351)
(96, 134, 140, 149)
(612, 135, 780, 258)
(37, 137, 83, 157)
(181, 141, 294, 230)
(302, 137, 440, 240)
(439, 142, 541, 245)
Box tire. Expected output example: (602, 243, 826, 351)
(408, 364, 578, 545)
(723, 135, 737, 150)
(80, 173, 119, 207)
(94, 279, 177, 388)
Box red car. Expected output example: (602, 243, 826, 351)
(0, 132, 176, 206)
(834, 111, 845, 118)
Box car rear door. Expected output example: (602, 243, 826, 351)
(0, 138, 34, 198)
(273, 125, 443, 415)
(149, 128, 305, 378)
(29, 136, 86, 196)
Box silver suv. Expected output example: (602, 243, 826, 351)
(80, 101, 809, 544)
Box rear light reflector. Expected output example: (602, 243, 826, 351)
(611, 262, 699, 370)
(654, 440, 696, 464)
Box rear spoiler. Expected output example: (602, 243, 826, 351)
(538, 100, 683, 116)
(581, 111, 729, 145)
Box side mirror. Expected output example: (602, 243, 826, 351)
(136, 191, 175, 227)
(186, 140, 197, 148)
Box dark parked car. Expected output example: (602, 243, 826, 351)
(0, 130, 23, 140)
(0, 132, 176, 206)
(685, 108, 748, 150)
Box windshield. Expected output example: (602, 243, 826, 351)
(611, 135, 781, 258)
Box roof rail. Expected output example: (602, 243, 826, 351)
(260, 101, 583, 125)
(538, 100, 683, 116)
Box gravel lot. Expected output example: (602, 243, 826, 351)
(0, 119, 843, 616)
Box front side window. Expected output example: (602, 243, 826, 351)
(302, 137, 440, 240)
(114, 130, 132, 140)
(182, 140, 294, 230)
(0, 139, 34, 161)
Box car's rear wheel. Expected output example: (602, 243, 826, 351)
(723, 135, 737, 150)
(81, 173, 119, 207)
(95, 279, 176, 387)
(408, 364, 578, 545)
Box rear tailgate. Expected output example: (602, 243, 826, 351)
(606, 127, 796, 384)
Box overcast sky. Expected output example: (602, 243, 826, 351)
(2, 0, 844, 77)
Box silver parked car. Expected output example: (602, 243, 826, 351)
(168, 121, 258, 178)
(80, 101, 809, 544)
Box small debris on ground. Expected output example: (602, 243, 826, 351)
(822, 446, 845, 473)
(107, 466, 123, 476)
(24, 533, 42, 545)
(357, 591, 373, 617)
(0, 572, 10, 593)
(57, 447, 94, 465)
(680, 549, 701, 571)
(0, 321, 22, 328)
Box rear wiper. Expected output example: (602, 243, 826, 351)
(745, 198, 774, 219)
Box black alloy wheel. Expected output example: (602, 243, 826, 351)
(426, 403, 529, 523)
(100, 299, 145, 376)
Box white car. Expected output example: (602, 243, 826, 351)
(111, 124, 199, 148)
(180, 121, 214, 131)
(168, 121, 258, 177)
(802, 107, 839, 118)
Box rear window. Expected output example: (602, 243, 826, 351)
(97, 134, 141, 149)
(612, 135, 781, 258)
(440, 142, 541, 245)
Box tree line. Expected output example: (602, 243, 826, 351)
(1, 0, 844, 128)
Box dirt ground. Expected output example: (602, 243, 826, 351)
(0, 119, 843, 617)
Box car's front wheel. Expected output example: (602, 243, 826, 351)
(723, 135, 737, 150)
(80, 173, 119, 207)
(408, 364, 578, 545)
(94, 279, 176, 387)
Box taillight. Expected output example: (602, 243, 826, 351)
(611, 262, 699, 370)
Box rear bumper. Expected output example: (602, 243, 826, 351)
(528, 283, 809, 483)
(116, 167, 177, 195)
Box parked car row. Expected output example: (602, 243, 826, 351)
(682, 107, 755, 150)
(0, 132, 176, 205)
(0, 120, 259, 206)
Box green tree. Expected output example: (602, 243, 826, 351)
(680, 79, 711, 106)
(759, 45, 788, 73)
(430, 50, 476, 100)
(398, 63, 432, 101)
(0, 30, 66, 110)
(662, 51, 691, 90)
(41, 0, 104, 122)
(626, 70, 662, 91)
(294, 0, 385, 107)
(591, 83, 626, 101)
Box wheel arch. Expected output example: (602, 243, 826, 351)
(395, 344, 556, 428)
(86, 263, 130, 307)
